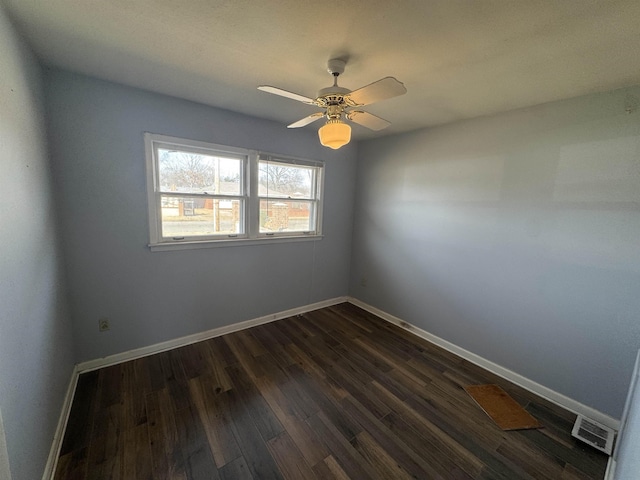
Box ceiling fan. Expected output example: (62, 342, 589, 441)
(258, 59, 407, 149)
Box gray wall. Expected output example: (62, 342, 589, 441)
(44, 69, 357, 363)
(351, 86, 640, 418)
(0, 8, 75, 480)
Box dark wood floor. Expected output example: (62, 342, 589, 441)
(55, 303, 608, 479)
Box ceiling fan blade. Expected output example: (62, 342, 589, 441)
(287, 112, 324, 128)
(258, 85, 316, 105)
(347, 77, 407, 106)
(346, 111, 391, 131)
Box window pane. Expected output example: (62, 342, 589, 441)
(158, 149, 242, 195)
(259, 200, 315, 233)
(258, 161, 315, 199)
(160, 195, 242, 237)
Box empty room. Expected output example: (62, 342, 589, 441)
(1, 1, 640, 479)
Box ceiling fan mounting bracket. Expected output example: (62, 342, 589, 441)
(327, 58, 346, 76)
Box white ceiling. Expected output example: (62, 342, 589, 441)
(4, 0, 640, 139)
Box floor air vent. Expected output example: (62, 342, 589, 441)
(571, 414, 615, 455)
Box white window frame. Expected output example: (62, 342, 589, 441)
(257, 153, 323, 240)
(144, 133, 324, 251)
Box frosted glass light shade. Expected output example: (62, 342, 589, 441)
(318, 119, 351, 149)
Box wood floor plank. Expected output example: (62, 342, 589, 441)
(314, 455, 352, 480)
(367, 379, 487, 477)
(519, 428, 607, 479)
(341, 394, 450, 479)
(281, 318, 340, 355)
(161, 349, 188, 384)
(379, 410, 476, 479)
(420, 383, 508, 450)
(292, 314, 326, 338)
(145, 352, 166, 392)
(122, 361, 148, 430)
(307, 308, 367, 341)
(495, 438, 566, 479)
(206, 335, 239, 367)
(285, 362, 361, 441)
(225, 363, 284, 441)
(86, 404, 124, 479)
(350, 431, 415, 480)
(252, 370, 328, 466)
(224, 389, 284, 480)
(236, 329, 270, 357)
(122, 423, 153, 480)
(157, 388, 190, 480)
(306, 348, 391, 419)
(177, 341, 212, 379)
(260, 359, 320, 419)
(53, 452, 73, 480)
(267, 431, 318, 480)
(318, 455, 359, 480)
(55, 447, 89, 480)
(306, 411, 378, 480)
(188, 375, 242, 468)
(99, 365, 123, 410)
(198, 340, 234, 394)
(60, 370, 99, 456)
(174, 403, 220, 479)
(224, 334, 266, 379)
(284, 342, 350, 402)
(55, 303, 608, 480)
(250, 325, 297, 369)
(258, 321, 295, 347)
(562, 463, 599, 480)
(404, 392, 536, 480)
(165, 376, 192, 413)
(218, 455, 254, 480)
(145, 390, 173, 480)
(332, 342, 413, 401)
(324, 305, 375, 335)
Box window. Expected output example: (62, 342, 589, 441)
(145, 134, 323, 250)
(258, 155, 322, 237)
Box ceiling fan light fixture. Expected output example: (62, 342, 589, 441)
(318, 119, 351, 149)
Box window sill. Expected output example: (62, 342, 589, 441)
(148, 234, 324, 252)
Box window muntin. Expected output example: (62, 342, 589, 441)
(145, 134, 323, 248)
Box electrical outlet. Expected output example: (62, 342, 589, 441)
(98, 318, 110, 332)
(360, 276, 368, 287)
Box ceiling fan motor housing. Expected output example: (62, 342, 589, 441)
(316, 86, 351, 100)
(325, 104, 343, 119)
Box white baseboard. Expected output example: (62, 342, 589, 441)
(347, 296, 620, 431)
(42, 365, 79, 480)
(604, 458, 616, 480)
(77, 296, 347, 373)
